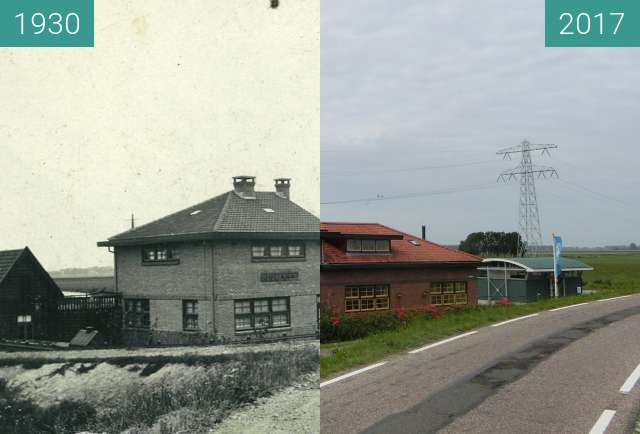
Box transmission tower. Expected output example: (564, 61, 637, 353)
(497, 140, 559, 257)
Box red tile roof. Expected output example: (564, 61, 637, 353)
(321, 222, 401, 237)
(321, 222, 481, 265)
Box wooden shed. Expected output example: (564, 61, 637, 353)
(0, 247, 63, 340)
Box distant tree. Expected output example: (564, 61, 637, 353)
(631, 242, 638, 250)
(459, 231, 524, 257)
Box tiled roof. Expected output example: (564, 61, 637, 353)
(0, 248, 24, 285)
(321, 222, 401, 237)
(105, 191, 319, 244)
(321, 222, 481, 265)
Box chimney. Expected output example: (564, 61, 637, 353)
(274, 178, 291, 199)
(421, 225, 426, 240)
(233, 176, 256, 198)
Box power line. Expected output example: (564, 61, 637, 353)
(321, 182, 501, 205)
(321, 159, 498, 176)
(557, 179, 632, 208)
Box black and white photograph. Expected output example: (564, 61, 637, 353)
(1, 2, 319, 433)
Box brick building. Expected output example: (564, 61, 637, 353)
(320, 223, 481, 315)
(98, 176, 319, 346)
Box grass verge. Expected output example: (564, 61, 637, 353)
(321, 254, 640, 379)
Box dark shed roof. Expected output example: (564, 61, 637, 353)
(0, 249, 24, 285)
(99, 191, 319, 246)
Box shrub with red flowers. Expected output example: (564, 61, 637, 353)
(320, 303, 447, 343)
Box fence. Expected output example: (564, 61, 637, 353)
(56, 294, 123, 344)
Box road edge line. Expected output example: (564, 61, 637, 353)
(598, 295, 633, 303)
(620, 362, 640, 394)
(408, 331, 478, 354)
(490, 313, 539, 328)
(550, 302, 590, 312)
(589, 409, 616, 434)
(320, 362, 387, 388)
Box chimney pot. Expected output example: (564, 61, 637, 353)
(233, 176, 256, 198)
(274, 178, 291, 199)
(421, 225, 426, 240)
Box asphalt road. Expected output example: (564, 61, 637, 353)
(321, 294, 640, 434)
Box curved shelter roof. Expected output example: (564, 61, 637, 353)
(481, 257, 593, 272)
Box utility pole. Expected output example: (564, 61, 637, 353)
(497, 140, 559, 257)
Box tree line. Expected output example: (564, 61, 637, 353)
(459, 232, 524, 257)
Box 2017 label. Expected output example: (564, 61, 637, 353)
(546, 0, 640, 47)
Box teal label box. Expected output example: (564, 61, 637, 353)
(546, 0, 640, 47)
(0, 0, 93, 47)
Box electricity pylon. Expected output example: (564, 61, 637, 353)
(497, 140, 559, 257)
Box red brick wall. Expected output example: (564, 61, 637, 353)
(320, 266, 478, 315)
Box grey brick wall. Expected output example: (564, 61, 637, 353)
(115, 238, 319, 345)
(212, 240, 320, 341)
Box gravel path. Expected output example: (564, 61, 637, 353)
(212, 374, 319, 434)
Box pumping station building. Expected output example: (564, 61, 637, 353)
(476, 257, 593, 303)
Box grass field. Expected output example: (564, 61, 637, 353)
(320, 253, 640, 379)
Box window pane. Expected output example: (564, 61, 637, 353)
(270, 246, 283, 257)
(362, 239, 376, 252)
(360, 287, 374, 298)
(361, 299, 375, 310)
(288, 245, 302, 256)
(347, 239, 361, 252)
(252, 246, 265, 257)
(375, 240, 390, 252)
(375, 297, 389, 309)
(455, 282, 467, 292)
(144, 249, 156, 261)
(255, 314, 270, 328)
(375, 285, 388, 296)
(157, 249, 168, 260)
(185, 317, 198, 329)
(235, 316, 252, 330)
(235, 301, 251, 314)
(272, 313, 289, 327)
(272, 298, 288, 312)
(254, 300, 269, 313)
(442, 282, 455, 293)
(345, 299, 360, 312)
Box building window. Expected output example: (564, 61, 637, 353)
(346, 239, 391, 253)
(234, 297, 290, 331)
(183, 300, 199, 331)
(344, 285, 390, 312)
(124, 299, 150, 329)
(251, 243, 305, 260)
(431, 281, 468, 305)
(142, 246, 179, 264)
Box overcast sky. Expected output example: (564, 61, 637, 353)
(321, 0, 639, 248)
(0, 1, 319, 271)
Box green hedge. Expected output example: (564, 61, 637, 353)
(320, 305, 443, 343)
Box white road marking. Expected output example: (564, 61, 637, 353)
(490, 313, 539, 328)
(589, 409, 616, 434)
(619, 362, 640, 394)
(598, 295, 633, 303)
(408, 331, 478, 354)
(550, 302, 590, 312)
(320, 362, 387, 388)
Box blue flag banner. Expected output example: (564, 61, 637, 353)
(553, 235, 563, 278)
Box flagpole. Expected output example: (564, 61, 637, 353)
(553, 233, 559, 298)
